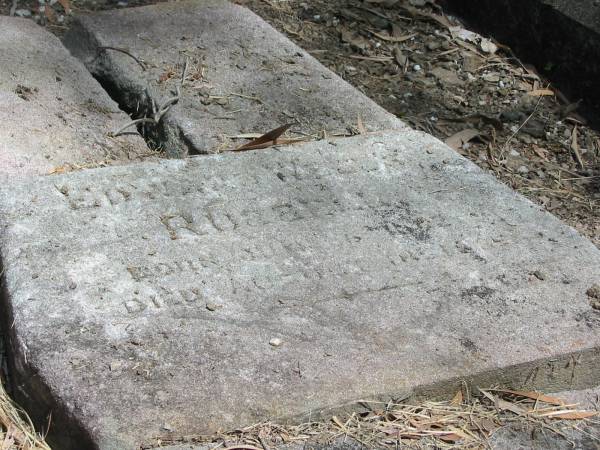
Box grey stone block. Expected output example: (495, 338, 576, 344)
(62, 0, 406, 157)
(0, 17, 151, 179)
(1, 131, 600, 450)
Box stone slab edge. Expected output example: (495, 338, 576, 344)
(62, 0, 406, 157)
(0, 16, 151, 179)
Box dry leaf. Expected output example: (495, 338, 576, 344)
(393, 47, 408, 67)
(235, 123, 294, 151)
(445, 128, 479, 150)
(450, 390, 463, 405)
(438, 432, 465, 443)
(158, 69, 175, 83)
(221, 446, 263, 450)
(57, 0, 70, 14)
(331, 415, 346, 430)
(48, 164, 72, 175)
(349, 55, 394, 62)
(43, 5, 56, 23)
(479, 389, 528, 416)
(540, 410, 597, 420)
(571, 125, 585, 168)
(527, 89, 555, 97)
(531, 145, 549, 160)
(368, 29, 416, 42)
(357, 115, 366, 134)
(489, 389, 564, 406)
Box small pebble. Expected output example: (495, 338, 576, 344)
(587, 284, 600, 300)
(269, 338, 283, 347)
(14, 9, 32, 17)
(517, 165, 529, 174)
(206, 302, 219, 311)
(161, 423, 175, 432)
(413, 64, 421, 72)
(532, 270, 546, 281)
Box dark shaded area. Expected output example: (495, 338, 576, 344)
(441, 0, 600, 128)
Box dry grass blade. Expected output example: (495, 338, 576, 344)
(487, 388, 565, 406)
(445, 128, 480, 150)
(0, 382, 51, 450)
(571, 125, 585, 169)
(356, 115, 366, 135)
(367, 30, 416, 43)
(234, 123, 295, 151)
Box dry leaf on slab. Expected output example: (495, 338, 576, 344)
(445, 128, 480, 150)
(235, 123, 295, 151)
(356, 115, 366, 134)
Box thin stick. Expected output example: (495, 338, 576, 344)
(98, 46, 146, 71)
(9, 0, 17, 16)
(111, 61, 185, 137)
(500, 95, 544, 159)
(111, 117, 156, 137)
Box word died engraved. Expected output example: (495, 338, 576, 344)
(123, 287, 203, 314)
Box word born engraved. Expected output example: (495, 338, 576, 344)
(122, 287, 203, 314)
(127, 257, 219, 281)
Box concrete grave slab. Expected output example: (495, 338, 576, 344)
(63, 0, 406, 157)
(1, 131, 600, 449)
(0, 17, 152, 179)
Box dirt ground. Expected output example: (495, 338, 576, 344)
(1, 0, 599, 246)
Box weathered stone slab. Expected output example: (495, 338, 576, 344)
(1, 131, 600, 449)
(0, 17, 151, 179)
(63, 1, 406, 157)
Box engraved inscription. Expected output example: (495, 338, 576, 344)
(122, 287, 203, 315)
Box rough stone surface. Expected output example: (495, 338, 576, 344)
(2, 131, 600, 450)
(0, 17, 152, 179)
(63, 0, 406, 157)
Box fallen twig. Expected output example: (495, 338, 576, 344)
(111, 59, 187, 137)
(98, 46, 147, 71)
(499, 94, 544, 159)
